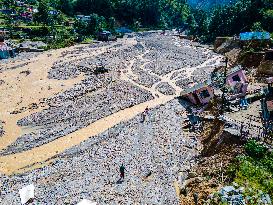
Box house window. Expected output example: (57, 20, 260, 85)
(199, 89, 210, 99)
(232, 74, 241, 82)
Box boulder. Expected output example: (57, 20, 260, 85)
(240, 51, 265, 68)
(214, 37, 231, 51)
(214, 37, 240, 54)
(219, 186, 235, 196)
(260, 194, 272, 205)
(258, 60, 273, 76)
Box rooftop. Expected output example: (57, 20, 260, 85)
(181, 79, 212, 95)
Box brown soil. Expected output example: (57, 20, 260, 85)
(180, 119, 244, 205)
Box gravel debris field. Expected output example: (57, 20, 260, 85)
(0, 31, 223, 204)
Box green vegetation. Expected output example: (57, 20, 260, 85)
(1, 0, 273, 45)
(228, 140, 273, 197)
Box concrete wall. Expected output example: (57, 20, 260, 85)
(187, 93, 199, 105)
(195, 86, 214, 105)
(186, 86, 214, 105)
(226, 70, 247, 86)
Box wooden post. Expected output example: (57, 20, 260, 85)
(221, 57, 228, 114)
(240, 123, 244, 138)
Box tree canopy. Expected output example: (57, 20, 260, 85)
(2, 0, 273, 42)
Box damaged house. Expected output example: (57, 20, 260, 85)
(181, 79, 214, 106)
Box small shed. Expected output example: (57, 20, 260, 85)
(76, 15, 91, 22)
(181, 79, 214, 105)
(0, 40, 10, 59)
(0, 36, 16, 59)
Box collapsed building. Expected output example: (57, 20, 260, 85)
(181, 79, 214, 106)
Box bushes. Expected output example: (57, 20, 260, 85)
(234, 155, 273, 196)
(228, 140, 273, 196)
(245, 140, 267, 158)
(29, 26, 50, 37)
(47, 37, 75, 49)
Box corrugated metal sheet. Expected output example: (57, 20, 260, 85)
(181, 79, 212, 95)
(227, 65, 242, 76)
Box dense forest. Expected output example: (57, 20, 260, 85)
(51, 0, 273, 42)
(2, 0, 273, 43)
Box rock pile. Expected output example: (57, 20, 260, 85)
(131, 61, 161, 88)
(19, 41, 47, 52)
(0, 32, 224, 204)
(156, 82, 176, 95)
(139, 35, 216, 76)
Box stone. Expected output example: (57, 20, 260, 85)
(236, 187, 245, 194)
(261, 194, 272, 205)
(219, 186, 236, 196)
(188, 172, 198, 178)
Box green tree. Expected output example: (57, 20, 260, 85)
(251, 22, 264, 31)
(87, 13, 106, 34)
(108, 17, 116, 33)
(34, 0, 52, 25)
(59, 0, 74, 16)
(245, 140, 267, 158)
(74, 0, 113, 17)
(74, 19, 88, 35)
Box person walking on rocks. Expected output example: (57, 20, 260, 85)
(193, 192, 198, 205)
(119, 164, 126, 181)
(144, 107, 149, 115)
(141, 107, 149, 122)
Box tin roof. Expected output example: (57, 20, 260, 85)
(227, 65, 243, 76)
(181, 79, 212, 95)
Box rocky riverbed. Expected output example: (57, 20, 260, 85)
(0, 31, 223, 204)
(0, 100, 199, 205)
(1, 81, 153, 155)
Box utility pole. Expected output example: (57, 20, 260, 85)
(221, 57, 228, 114)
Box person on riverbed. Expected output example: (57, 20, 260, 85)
(119, 164, 126, 181)
(141, 107, 149, 122)
(144, 106, 149, 115)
